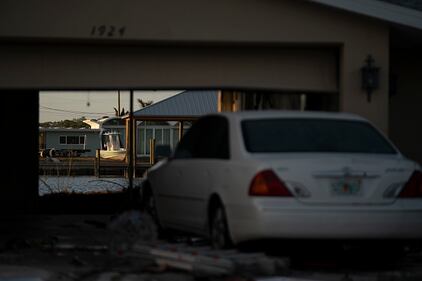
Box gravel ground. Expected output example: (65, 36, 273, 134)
(38, 176, 141, 195)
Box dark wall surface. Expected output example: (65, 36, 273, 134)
(389, 49, 422, 165)
(0, 91, 38, 213)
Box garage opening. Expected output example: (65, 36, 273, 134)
(38, 90, 186, 213)
(38, 87, 339, 213)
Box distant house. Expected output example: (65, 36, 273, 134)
(39, 116, 126, 157)
(39, 127, 100, 157)
(133, 90, 218, 156)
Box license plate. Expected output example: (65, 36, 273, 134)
(331, 178, 361, 196)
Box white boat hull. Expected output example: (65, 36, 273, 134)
(100, 149, 126, 161)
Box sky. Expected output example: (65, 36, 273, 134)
(39, 90, 182, 122)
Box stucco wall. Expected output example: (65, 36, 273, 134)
(0, 0, 390, 132)
(0, 0, 387, 45)
(340, 28, 390, 134)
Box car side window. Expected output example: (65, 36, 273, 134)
(197, 116, 230, 159)
(173, 116, 230, 160)
(173, 119, 201, 159)
(215, 117, 230, 159)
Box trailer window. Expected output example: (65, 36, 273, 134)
(59, 135, 86, 145)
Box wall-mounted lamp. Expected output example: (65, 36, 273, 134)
(361, 55, 380, 102)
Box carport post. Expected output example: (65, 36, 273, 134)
(95, 149, 101, 178)
(178, 121, 184, 141)
(149, 138, 156, 165)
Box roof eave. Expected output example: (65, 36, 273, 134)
(133, 115, 200, 121)
(309, 0, 422, 30)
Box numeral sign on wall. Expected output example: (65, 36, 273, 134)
(91, 25, 126, 37)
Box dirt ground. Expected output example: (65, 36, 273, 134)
(0, 212, 196, 281)
(1, 193, 422, 281)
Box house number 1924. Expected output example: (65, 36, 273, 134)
(90, 25, 126, 37)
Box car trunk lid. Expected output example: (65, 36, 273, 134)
(261, 154, 413, 205)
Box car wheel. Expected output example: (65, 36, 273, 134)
(210, 204, 233, 249)
(142, 186, 170, 240)
(143, 188, 159, 224)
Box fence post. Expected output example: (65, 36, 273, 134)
(95, 149, 101, 178)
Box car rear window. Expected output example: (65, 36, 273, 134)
(241, 118, 397, 154)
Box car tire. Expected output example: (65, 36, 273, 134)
(143, 188, 159, 225)
(210, 204, 233, 249)
(142, 185, 169, 240)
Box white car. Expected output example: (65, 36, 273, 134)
(142, 111, 422, 249)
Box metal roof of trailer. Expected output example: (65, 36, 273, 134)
(133, 90, 218, 120)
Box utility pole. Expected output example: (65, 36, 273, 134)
(118, 90, 121, 115)
(128, 90, 134, 205)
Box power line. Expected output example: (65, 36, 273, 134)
(39, 110, 80, 116)
(39, 111, 98, 119)
(40, 105, 114, 115)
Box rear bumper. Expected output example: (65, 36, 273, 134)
(227, 199, 422, 244)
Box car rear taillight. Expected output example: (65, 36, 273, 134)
(399, 171, 422, 198)
(249, 170, 293, 197)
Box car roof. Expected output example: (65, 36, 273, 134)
(212, 110, 368, 122)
